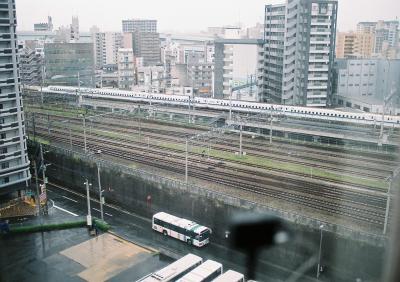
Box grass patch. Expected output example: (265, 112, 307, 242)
(29, 136, 50, 145)
(157, 141, 388, 190)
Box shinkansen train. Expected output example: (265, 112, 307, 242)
(43, 85, 400, 128)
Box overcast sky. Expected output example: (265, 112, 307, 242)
(16, 0, 400, 33)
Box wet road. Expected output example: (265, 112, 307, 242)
(45, 182, 293, 282)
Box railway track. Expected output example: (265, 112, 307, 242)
(30, 113, 393, 182)
(30, 126, 387, 227)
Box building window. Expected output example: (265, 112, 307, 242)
(1, 162, 9, 169)
(1, 147, 7, 154)
(0, 133, 6, 139)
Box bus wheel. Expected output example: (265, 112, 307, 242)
(187, 239, 192, 245)
(163, 230, 167, 236)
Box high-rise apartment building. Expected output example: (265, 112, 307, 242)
(336, 31, 375, 59)
(132, 31, 161, 66)
(122, 19, 157, 33)
(20, 48, 43, 86)
(0, 0, 31, 194)
(94, 32, 123, 69)
(117, 48, 135, 90)
(261, 0, 338, 107)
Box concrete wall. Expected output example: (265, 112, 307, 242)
(39, 144, 386, 281)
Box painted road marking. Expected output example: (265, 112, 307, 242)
(62, 196, 78, 203)
(47, 188, 54, 193)
(93, 208, 101, 212)
(105, 212, 113, 217)
(53, 204, 79, 217)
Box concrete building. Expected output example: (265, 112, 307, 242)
(260, 0, 338, 107)
(136, 66, 164, 91)
(117, 48, 135, 90)
(357, 20, 400, 59)
(20, 48, 43, 86)
(187, 62, 213, 96)
(122, 32, 133, 49)
(44, 43, 94, 86)
(0, 0, 31, 194)
(334, 59, 400, 113)
(34, 16, 53, 32)
(122, 19, 157, 33)
(214, 39, 263, 101)
(336, 31, 375, 59)
(132, 31, 161, 66)
(94, 32, 123, 69)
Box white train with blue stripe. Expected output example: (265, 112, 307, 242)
(43, 85, 400, 128)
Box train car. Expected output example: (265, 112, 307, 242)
(44, 86, 400, 127)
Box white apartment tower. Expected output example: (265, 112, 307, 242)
(261, 0, 338, 107)
(0, 0, 31, 194)
(94, 32, 123, 69)
(117, 49, 135, 90)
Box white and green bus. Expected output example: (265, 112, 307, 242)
(152, 212, 212, 247)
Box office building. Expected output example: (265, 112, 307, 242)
(334, 59, 400, 113)
(260, 0, 338, 107)
(122, 19, 157, 33)
(94, 32, 123, 69)
(136, 65, 164, 91)
(117, 48, 135, 90)
(44, 43, 94, 86)
(0, 0, 31, 195)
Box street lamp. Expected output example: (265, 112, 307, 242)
(317, 224, 324, 279)
(84, 179, 93, 227)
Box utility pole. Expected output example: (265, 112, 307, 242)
(229, 89, 233, 120)
(383, 180, 392, 235)
(188, 97, 191, 124)
(239, 124, 243, 157)
(69, 127, 72, 149)
(185, 138, 189, 184)
(270, 109, 273, 144)
(85, 179, 92, 227)
(138, 106, 141, 140)
(83, 116, 87, 153)
(39, 144, 48, 215)
(33, 160, 42, 224)
(32, 112, 36, 141)
(40, 64, 44, 106)
(97, 165, 104, 221)
(317, 224, 324, 279)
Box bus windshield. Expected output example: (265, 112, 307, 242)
(197, 229, 211, 241)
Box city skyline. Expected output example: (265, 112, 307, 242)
(17, 0, 400, 33)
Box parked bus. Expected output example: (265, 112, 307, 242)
(152, 212, 212, 247)
(137, 253, 203, 282)
(212, 270, 245, 282)
(177, 260, 223, 282)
